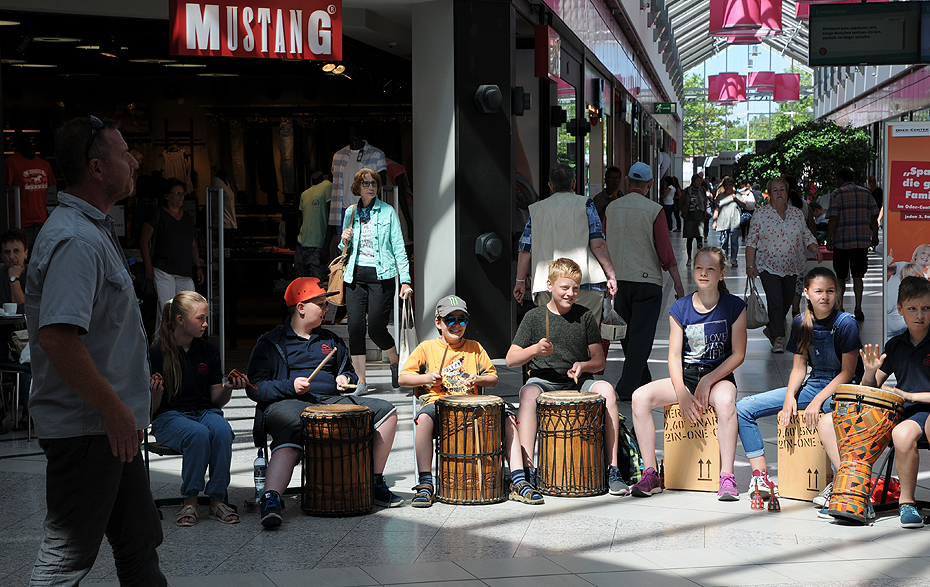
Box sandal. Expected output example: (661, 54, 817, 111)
(509, 481, 544, 505)
(209, 502, 240, 524)
(411, 483, 434, 508)
(176, 504, 198, 527)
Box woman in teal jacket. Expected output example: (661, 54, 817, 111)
(340, 168, 412, 395)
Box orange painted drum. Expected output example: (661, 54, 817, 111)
(827, 384, 903, 524)
(300, 404, 374, 516)
(435, 394, 507, 505)
(536, 390, 607, 497)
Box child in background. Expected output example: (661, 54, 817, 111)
(400, 295, 542, 506)
(735, 268, 859, 511)
(630, 246, 747, 500)
(149, 291, 247, 526)
(861, 276, 930, 528)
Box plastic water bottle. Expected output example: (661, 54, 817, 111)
(253, 448, 267, 500)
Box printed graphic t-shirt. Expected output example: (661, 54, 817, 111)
(670, 292, 746, 368)
(401, 337, 497, 404)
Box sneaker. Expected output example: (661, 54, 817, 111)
(608, 466, 629, 496)
(731, 259, 738, 268)
(866, 500, 876, 521)
(748, 470, 774, 499)
(630, 467, 663, 497)
(854, 310, 865, 322)
(390, 364, 400, 389)
(717, 472, 739, 501)
(812, 482, 833, 508)
(374, 482, 404, 508)
(351, 383, 371, 397)
(900, 503, 924, 528)
(260, 490, 283, 528)
(772, 337, 785, 354)
(817, 507, 833, 520)
(686, 257, 692, 266)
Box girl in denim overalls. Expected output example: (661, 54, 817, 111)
(736, 267, 862, 507)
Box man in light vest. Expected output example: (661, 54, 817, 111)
(513, 163, 617, 322)
(605, 162, 684, 400)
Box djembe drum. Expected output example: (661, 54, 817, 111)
(434, 394, 507, 505)
(827, 384, 904, 524)
(300, 404, 373, 516)
(536, 390, 607, 497)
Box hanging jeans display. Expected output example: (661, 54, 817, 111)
(279, 119, 296, 196)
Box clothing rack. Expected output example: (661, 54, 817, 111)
(162, 118, 202, 172)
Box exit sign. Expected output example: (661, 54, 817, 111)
(654, 102, 676, 114)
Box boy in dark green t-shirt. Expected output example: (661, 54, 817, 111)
(506, 258, 626, 496)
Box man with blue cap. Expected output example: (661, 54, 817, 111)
(604, 162, 684, 400)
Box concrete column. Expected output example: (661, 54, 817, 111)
(412, 0, 457, 341)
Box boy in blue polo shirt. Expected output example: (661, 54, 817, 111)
(861, 276, 930, 528)
(247, 277, 403, 528)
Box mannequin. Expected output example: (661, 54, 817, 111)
(296, 171, 333, 281)
(329, 138, 388, 226)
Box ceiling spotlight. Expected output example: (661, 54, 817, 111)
(321, 63, 336, 73)
(0, 20, 20, 26)
(332, 64, 345, 75)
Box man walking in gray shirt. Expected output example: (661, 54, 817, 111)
(26, 116, 166, 586)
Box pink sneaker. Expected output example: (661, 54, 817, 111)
(630, 467, 663, 497)
(718, 472, 739, 501)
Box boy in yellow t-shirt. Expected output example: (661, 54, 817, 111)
(399, 295, 543, 507)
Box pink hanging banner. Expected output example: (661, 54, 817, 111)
(710, 0, 763, 35)
(758, 0, 783, 35)
(719, 72, 748, 102)
(774, 73, 801, 102)
(748, 71, 776, 88)
(708, 74, 721, 101)
(795, 2, 809, 20)
(727, 36, 762, 45)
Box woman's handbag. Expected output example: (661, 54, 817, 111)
(397, 297, 418, 369)
(327, 248, 348, 306)
(744, 278, 769, 329)
(326, 205, 355, 306)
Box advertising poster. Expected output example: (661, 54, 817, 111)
(883, 122, 930, 342)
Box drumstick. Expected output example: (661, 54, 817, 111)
(438, 344, 450, 391)
(343, 383, 357, 390)
(306, 347, 338, 385)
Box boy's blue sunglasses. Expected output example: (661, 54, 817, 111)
(442, 316, 469, 327)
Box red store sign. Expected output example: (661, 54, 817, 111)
(169, 1, 342, 60)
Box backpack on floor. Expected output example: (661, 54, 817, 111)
(617, 413, 643, 485)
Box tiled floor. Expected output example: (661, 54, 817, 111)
(2, 234, 930, 587)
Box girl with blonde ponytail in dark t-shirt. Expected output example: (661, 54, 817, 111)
(630, 246, 747, 501)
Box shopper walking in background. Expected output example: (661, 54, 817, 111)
(746, 177, 823, 353)
(712, 176, 744, 267)
(340, 168, 412, 395)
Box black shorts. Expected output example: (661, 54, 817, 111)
(681, 363, 737, 395)
(263, 396, 397, 453)
(415, 397, 517, 438)
(902, 406, 930, 443)
(833, 248, 869, 279)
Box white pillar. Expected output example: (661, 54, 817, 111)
(412, 0, 456, 340)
